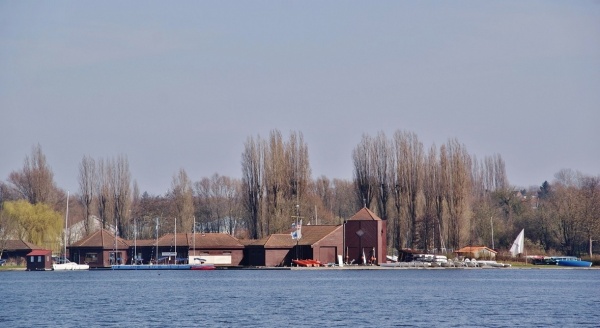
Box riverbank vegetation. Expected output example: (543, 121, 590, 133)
(1, 131, 598, 259)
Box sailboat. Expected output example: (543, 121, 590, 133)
(53, 192, 89, 271)
(112, 217, 191, 270)
(509, 229, 525, 258)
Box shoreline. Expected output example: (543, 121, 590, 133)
(2, 265, 597, 272)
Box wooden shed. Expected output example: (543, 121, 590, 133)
(1, 240, 44, 265)
(26, 249, 52, 271)
(344, 207, 387, 265)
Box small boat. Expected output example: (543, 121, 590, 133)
(54, 192, 89, 271)
(552, 256, 592, 268)
(190, 264, 216, 270)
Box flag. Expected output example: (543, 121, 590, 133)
(296, 220, 302, 240)
(290, 220, 302, 240)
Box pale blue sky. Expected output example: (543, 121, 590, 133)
(1, 1, 599, 195)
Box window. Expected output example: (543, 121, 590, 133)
(38, 256, 42, 262)
(30, 256, 34, 263)
(85, 253, 98, 263)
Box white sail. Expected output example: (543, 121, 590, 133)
(509, 229, 524, 257)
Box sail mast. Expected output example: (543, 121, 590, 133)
(64, 191, 69, 261)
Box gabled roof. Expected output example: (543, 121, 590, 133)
(70, 229, 130, 249)
(456, 246, 497, 254)
(2, 240, 43, 251)
(348, 207, 382, 221)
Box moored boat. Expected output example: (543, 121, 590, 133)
(553, 256, 592, 268)
(53, 258, 90, 271)
(54, 192, 89, 271)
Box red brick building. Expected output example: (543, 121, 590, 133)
(245, 225, 343, 267)
(344, 207, 387, 265)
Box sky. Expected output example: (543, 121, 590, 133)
(1, 1, 599, 196)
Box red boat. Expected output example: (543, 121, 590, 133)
(191, 264, 216, 270)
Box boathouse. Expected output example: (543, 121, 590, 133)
(127, 233, 245, 267)
(68, 229, 130, 268)
(344, 207, 387, 265)
(244, 225, 343, 267)
(26, 249, 52, 271)
(1, 240, 44, 265)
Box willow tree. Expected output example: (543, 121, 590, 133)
(2, 200, 63, 251)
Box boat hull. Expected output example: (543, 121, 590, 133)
(53, 263, 90, 271)
(557, 260, 592, 267)
(190, 264, 216, 270)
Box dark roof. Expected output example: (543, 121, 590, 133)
(348, 207, 382, 221)
(250, 225, 342, 248)
(2, 240, 43, 251)
(70, 229, 130, 249)
(27, 249, 52, 256)
(157, 233, 244, 249)
(456, 246, 497, 254)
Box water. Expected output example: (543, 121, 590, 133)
(1, 268, 598, 327)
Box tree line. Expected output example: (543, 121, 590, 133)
(1, 132, 599, 257)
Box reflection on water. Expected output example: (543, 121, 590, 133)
(0, 269, 598, 327)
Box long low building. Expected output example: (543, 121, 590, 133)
(63, 207, 388, 268)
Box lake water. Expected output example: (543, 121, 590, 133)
(1, 268, 598, 327)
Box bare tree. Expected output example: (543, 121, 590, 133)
(578, 175, 600, 257)
(442, 139, 472, 250)
(353, 134, 375, 209)
(373, 132, 392, 220)
(331, 178, 356, 222)
(95, 158, 113, 230)
(8, 144, 58, 205)
(111, 155, 132, 238)
(241, 135, 265, 239)
(78, 155, 96, 235)
(423, 144, 440, 252)
(394, 131, 424, 249)
(264, 130, 286, 235)
(170, 168, 194, 233)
